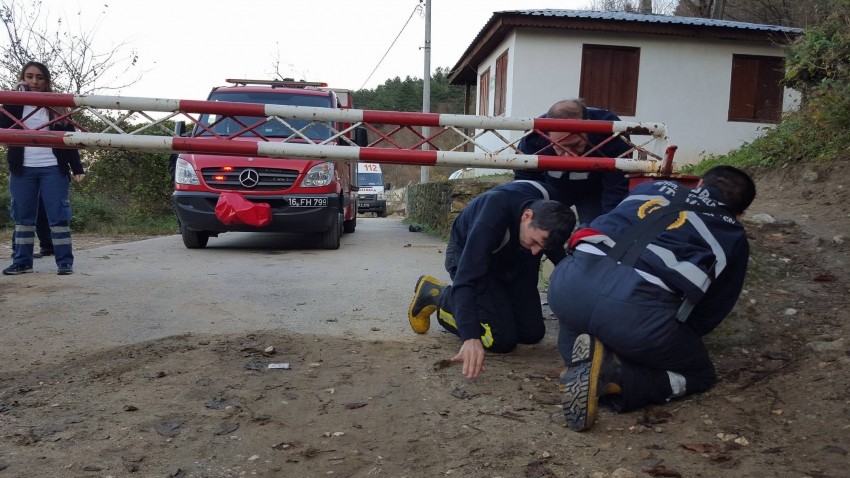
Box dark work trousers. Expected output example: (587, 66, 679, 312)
(10, 195, 53, 252)
(10, 166, 74, 267)
(438, 245, 545, 353)
(548, 251, 717, 412)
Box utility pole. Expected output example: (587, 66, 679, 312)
(421, 0, 431, 183)
(640, 0, 652, 14)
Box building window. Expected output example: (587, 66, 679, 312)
(478, 68, 490, 115)
(494, 50, 509, 116)
(728, 55, 784, 123)
(579, 44, 640, 116)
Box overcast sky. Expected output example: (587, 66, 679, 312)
(57, 0, 590, 100)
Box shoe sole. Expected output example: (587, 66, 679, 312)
(570, 334, 592, 366)
(558, 333, 592, 393)
(408, 275, 437, 334)
(3, 267, 34, 275)
(562, 334, 603, 431)
(58, 270, 73, 275)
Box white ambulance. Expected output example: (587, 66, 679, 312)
(356, 163, 388, 217)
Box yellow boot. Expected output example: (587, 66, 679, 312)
(407, 275, 446, 334)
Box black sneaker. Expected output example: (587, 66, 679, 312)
(3, 264, 33, 275)
(32, 251, 43, 258)
(40, 249, 54, 257)
(407, 275, 446, 334)
(561, 334, 622, 432)
(57, 264, 74, 275)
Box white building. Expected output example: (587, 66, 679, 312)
(448, 9, 802, 167)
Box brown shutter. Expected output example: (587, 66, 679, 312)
(755, 57, 785, 122)
(579, 45, 639, 116)
(729, 55, 784, 123)
(729, 56, 758, 121)
(494, 51, 509, 116)
(479, 69, 490, 116)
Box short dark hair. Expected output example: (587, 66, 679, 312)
(527, 199, 575, 250)
(701, 165, 756, 214)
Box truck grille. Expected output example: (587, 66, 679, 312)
(359, 194, 377, 200)
(202, 167, 299, 191)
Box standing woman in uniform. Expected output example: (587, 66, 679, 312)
(2, 61, 85, 275)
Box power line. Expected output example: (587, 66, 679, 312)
(359, 3, 421, 91)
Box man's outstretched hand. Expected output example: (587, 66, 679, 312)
(451, 338, 486, 379)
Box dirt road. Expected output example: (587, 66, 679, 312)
(0, 218, 448, 374)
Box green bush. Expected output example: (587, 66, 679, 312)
(79, 149, 174, 219)
(69, 194, 120, 231)
(784, 2, 850, 94)
(67, 193, 177, 234)
(73, 114, 175, 220)
(0, 188, 10, 229)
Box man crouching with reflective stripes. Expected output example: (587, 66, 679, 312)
(548, 165, 756, 431)
(407, 181, 575, 379)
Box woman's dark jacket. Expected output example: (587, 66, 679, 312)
(1, 103, 85, 176)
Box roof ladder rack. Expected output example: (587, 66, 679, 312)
(224, 78, 328, 88)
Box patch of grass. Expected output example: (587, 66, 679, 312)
(683, 103, 850, 177)
(69, 194, 120, 231)
(68, 193, 176, 235)
(83, 214, 178, 235)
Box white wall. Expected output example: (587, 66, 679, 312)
(472, 32, 519, 175)
(484, 28, 802, 166)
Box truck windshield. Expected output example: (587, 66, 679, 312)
(196, 91, 334, 140)
(358, 173, 383, 186)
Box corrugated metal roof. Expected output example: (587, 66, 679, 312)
(499, 9, 802, 34)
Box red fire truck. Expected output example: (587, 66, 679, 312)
(171, 79, 366, 249)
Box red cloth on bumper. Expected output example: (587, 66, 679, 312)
(215, 192, 271, 227)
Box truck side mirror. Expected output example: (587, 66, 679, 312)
(385, 183, 392, 190)
(174, 121, 187, 137)
(353, 126, 368, 147)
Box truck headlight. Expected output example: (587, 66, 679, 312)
(377, 191, 387, 200)
(301, 162, 335, 187)
(175, 157, 200, 185)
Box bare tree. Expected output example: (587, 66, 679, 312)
(269, 47, 310, 82)
(674, 0, 715, 17)
(675, 0, 833, 27)
(0, 0, 140, 94)
(728, 0, 832, 27)
(584, 0, 679, 15)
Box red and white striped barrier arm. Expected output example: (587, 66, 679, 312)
(0, 91, 673, 173)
